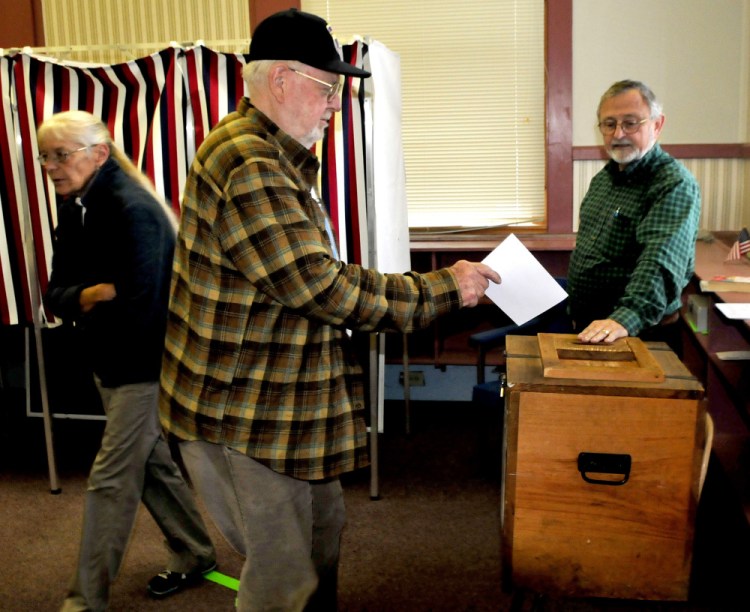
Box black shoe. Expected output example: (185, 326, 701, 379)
(147, 562, 217, 598)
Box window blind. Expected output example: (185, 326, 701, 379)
(301, 0, 545, 230)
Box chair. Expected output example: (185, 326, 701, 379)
(699, 412, 714, 495)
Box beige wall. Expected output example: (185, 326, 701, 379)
(572, 0, 750, 230)
(572, 0, 749, 146)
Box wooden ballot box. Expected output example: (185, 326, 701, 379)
(501, 334, 707, 601)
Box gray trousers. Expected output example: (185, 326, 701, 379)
(61, 380, 216, 612)
(180, 440, 345, 612)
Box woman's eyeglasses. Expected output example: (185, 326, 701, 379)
(37, 146, 90, 165)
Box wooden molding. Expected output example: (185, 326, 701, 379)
(545, 0, 573, 234)
(573, 143, 750, 161)
(409, 232, 576, 252)
(0, 0, 43, 47)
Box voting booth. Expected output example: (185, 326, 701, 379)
(501, 334, 707, 601)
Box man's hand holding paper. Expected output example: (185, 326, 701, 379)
(481, 234, 567, 325)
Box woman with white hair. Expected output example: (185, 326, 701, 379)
(38, 110, 216, 611)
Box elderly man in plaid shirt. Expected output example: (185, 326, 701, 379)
(159, 9, 500, 611)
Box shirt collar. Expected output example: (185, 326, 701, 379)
(605, 142, 663, 181)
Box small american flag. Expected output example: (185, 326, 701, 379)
(725, 227, 750, 262)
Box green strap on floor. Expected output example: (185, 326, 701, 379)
(204, 570, 240, 592)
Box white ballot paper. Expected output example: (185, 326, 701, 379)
(482, 233, 568, 326)
(715, 302, 750, 320)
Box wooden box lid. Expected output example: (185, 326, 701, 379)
(537, 333, 665, 383)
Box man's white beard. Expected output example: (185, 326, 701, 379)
(300, 124, 328, 149)
(607, 134, 656, 166)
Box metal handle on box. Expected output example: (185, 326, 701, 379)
(577, 452, 631, 486)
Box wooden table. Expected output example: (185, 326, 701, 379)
(681, 234, 750, 524)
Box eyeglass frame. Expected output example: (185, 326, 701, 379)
(597, 117, 650, 136)
(37, 145, 90, 165)
(288, 67, 343, 101)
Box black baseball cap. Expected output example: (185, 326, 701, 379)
(249, 8, 371, 78)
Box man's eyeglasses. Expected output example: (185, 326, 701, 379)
(289, 67, 342, 101)
(37, 146, 90, 165)
(597, 118, 649, 135)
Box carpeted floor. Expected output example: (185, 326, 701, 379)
(1, 399, 749, 611)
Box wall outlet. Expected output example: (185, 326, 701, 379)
(399, 370, 426, 386)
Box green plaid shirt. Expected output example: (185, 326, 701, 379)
(160, 98, 461, 480)
(568, 143, 701, 335)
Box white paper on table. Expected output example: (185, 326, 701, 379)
(715, 302, 750, 320)
(481, 233, 568, 326)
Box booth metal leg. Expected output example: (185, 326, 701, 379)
(27, 327, 61, 494)
(369, 333, 380, 500)
(402, 333, 411, 435)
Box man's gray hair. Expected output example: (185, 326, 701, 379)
(597, 79, 663, 119)
(242, 60, 276, 95)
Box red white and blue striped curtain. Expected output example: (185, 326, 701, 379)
(320, 41, 369, 267)
(1, 55, 31, 325)
(320, 40, 409, 274)
(11, 49, 188, 324)
(0, 46, 248, 326)
(182, 45, 248, 152)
